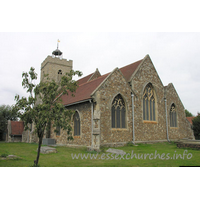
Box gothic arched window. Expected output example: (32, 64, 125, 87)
(170, 104, 177, 127)
(143, 83, 156, 121)
(111, 94, 126, 128)
(74, 111, 80, 136)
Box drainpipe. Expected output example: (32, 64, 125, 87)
(131, 93, 135, 144)
(164, 98, 170, 142)
(89, 99, 93, 148)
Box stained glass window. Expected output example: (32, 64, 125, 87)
(111, 94, 126, 128)
(170, 104, 177, 127)
(143, 83, 156, 121)
(74, 111, 80, 136)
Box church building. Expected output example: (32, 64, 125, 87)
(39, 45, 194, 149)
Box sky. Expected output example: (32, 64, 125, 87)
(0, 32, 199, 115)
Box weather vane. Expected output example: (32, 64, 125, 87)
(52, 39, 63, 58)
(57, 39, 60, 49)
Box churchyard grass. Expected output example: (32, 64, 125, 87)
(0, 141, 200, 167)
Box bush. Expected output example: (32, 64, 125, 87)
(193, 115, 200, 140)
(1, 153, 8, 157)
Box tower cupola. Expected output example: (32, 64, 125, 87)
(52, 39, 63, 59)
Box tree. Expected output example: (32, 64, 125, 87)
(185, 109, 193, 117)
(14, 67, 82, 166)
(192, 113, 200, 140)
(0, 105, 18, 140)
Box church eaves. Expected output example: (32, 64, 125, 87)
(61, 57, 144, 106)
(61, 73, 110, 106)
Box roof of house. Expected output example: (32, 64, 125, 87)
(11, 121, 24, 135)
(61, 57, 143, 106)
(186, 117, 195, 125)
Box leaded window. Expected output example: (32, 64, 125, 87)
(56, 126, 60, 136)
(111, 94, 126, 128)
(170, 104, 177, 127)
(143, 83, 156, 121)
(74, 111, 80, 136)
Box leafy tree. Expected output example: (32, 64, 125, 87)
(0, 105, 18, 140)
(192, 113, 200, 140)
(14, 67, 82, 166)
(185, 109, 193, 117)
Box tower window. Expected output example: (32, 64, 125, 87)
(58, 70, 62, 75)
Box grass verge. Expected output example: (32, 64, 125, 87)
(0, 142, 200, 167)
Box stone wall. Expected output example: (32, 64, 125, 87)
(131, 56, 167, 141)
(165, 83, 194, 140)
(92, 69, 133, 146)
(41, 56, 72, 83)
(177, 142, 200, 150)
(50, 101, 92, 147)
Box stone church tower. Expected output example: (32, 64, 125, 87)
(40, 43, 73, 83)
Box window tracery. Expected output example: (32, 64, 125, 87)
(143, 83, 156, 121)
(111, 94, 126, 128)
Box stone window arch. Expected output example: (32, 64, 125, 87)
(142, 83, 156, 121)
(170, 103, 177, 127)
(111, 94, 126, 128)
(74, 111, 80, 136)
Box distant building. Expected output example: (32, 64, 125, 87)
(186, 117, 195, 126)
(7, 121, 24, 142)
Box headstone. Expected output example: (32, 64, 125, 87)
(106, 148, 126, 155)
(42, 138, 56, 145)
(39, 146, 57, 154)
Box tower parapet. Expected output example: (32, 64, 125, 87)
(40, 55, 73, 82)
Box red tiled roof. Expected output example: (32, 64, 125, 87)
(61, 58, 143, 106)
(119, 59, 143, 82)
(77, 73, 94, 85)
(11, 121, 24, 135)
(61, 73, 110, 106)
(187, 117, 195, 125)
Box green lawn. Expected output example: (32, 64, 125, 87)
(0, 141, 200, 167)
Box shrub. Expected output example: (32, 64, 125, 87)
(193, 114, 200, 140)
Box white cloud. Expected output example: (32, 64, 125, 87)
(0, 32, 199, 115)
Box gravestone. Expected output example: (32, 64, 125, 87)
(106, 148, 126, 155)
(39, 146, 57, 154)
(42, 138, 56, 145)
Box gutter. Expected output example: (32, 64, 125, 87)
(164, 98, 170, 142)
(131, 93, 135, 144)
(64, 99, 92, 107)
(89, 99, 94, 148)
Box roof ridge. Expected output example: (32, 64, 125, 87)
(119, 58, 143, 70)
(78, 72, 110, 87)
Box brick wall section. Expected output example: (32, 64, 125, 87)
(50, 101, 92, 146)
(131, 56, 167, 141)
(92, 69, 133, 145)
